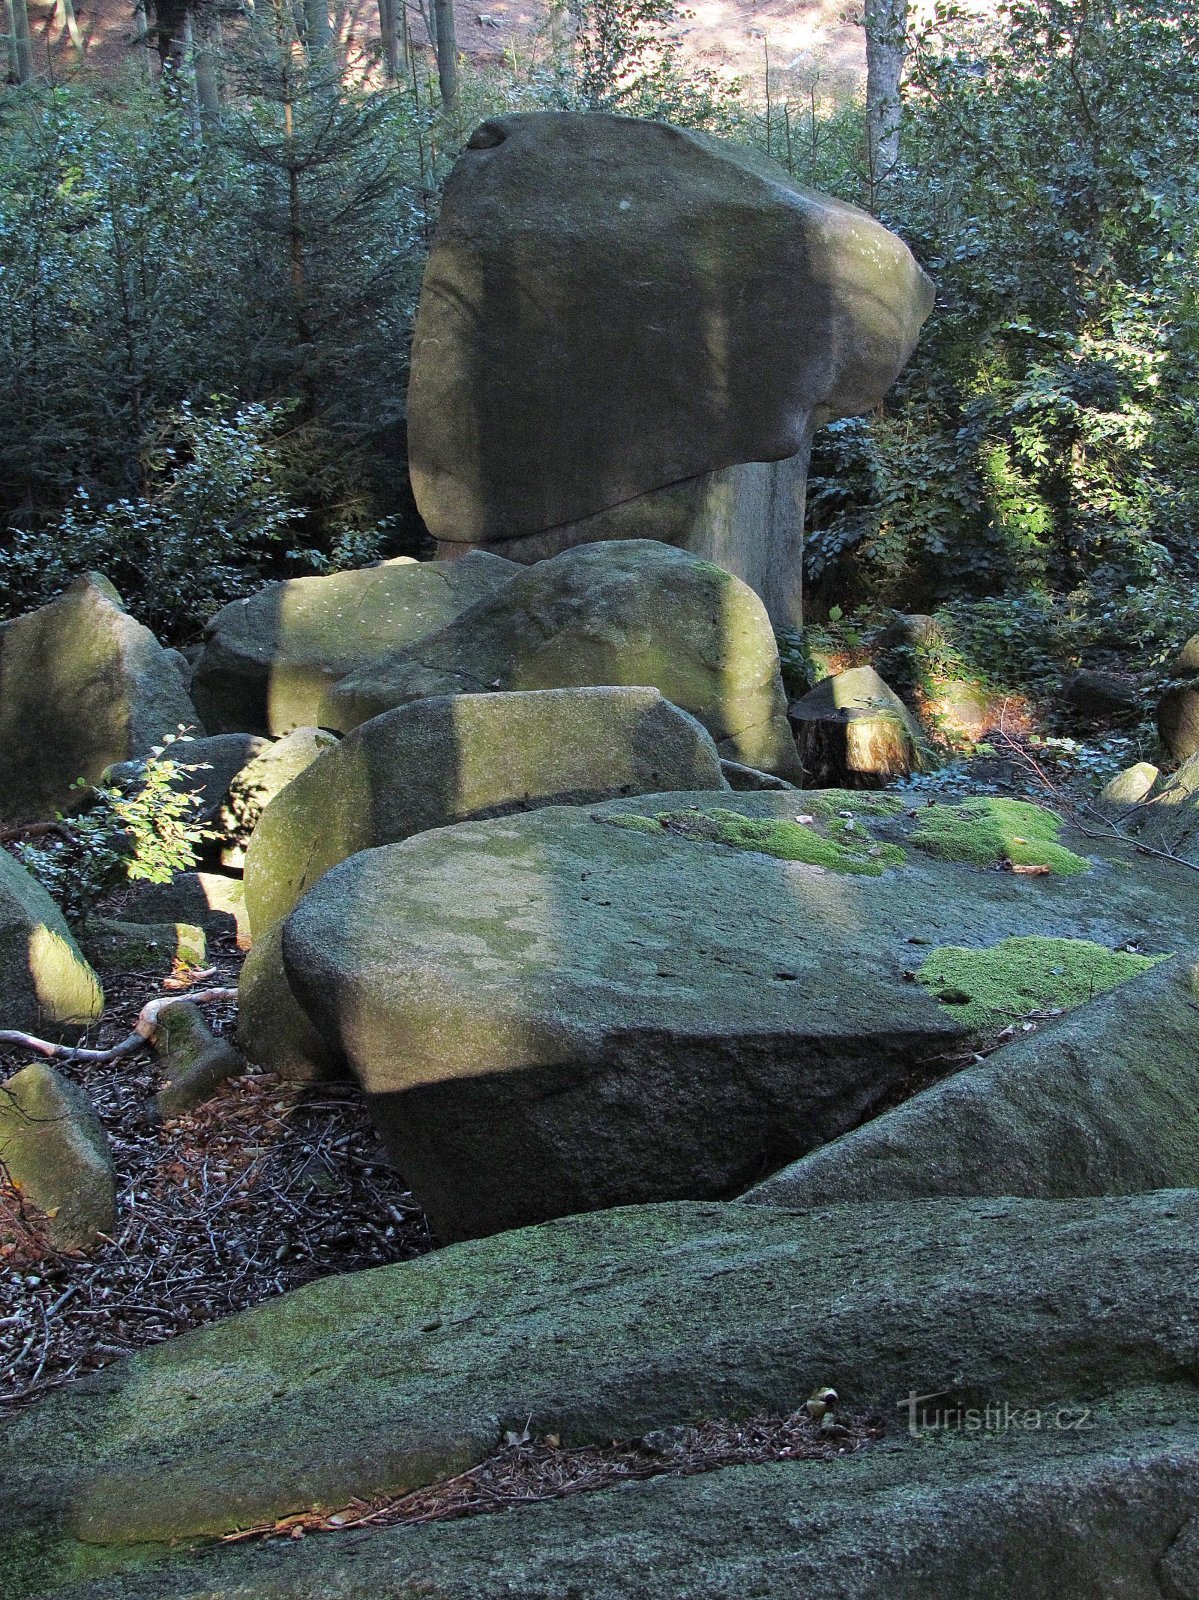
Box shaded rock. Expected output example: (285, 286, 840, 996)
(237, 919, 345, 1082)
(5, 1190, 1199, 1593)
(742, 956, 1199, 1208)
(76, 918, 206, 976)
(409, 112, 933, 625)
(190, 554, 518, 736)
(1097, 760, 1158, 814)
(1157, 678, 1199, 760)
(153, 1002, 244, 1117)
(244, 686, 728, 936)
(0, 850, 103, 1036)
(719, 758, 798, 791)
(0, 575, 203, 826)
(120, 872, 249, 948)
(105, 733, 268, 824)
(1126, 752, 1199, 863)
(322, 541, 801, 779)
(1063, 668, 1142, 725)
(216, 727, 338, 869)
(1171, 634, 1199, 676)
(161, 647, 192, 689)
(0, 1062, 115, 1248)
(789, 666, 926, 786)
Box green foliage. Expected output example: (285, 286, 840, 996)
(917, 934, 1165, 1031)
(12, 742, 211, 920)
(911, 796, 1090, 874)
(570, 0, 737, 124)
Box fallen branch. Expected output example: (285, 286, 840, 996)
(0, 989, 238, 1066)
(0, 820, 75, 846)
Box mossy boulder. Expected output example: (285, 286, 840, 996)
(76, 918, 206, 977)
(0, 1062, 115, 1249)
(237, 919, 345, 1082)
(153, 1002, 244, 1117)
(0, 575, 203, 826)
(189, 554, 518, 737)
(789, 666, 927, 787)
(1097, 760, 1158, 814)
(321, 541, 801, 779)
(5, 1191, 1199, 1595)
(744, 956, 1199, 1208)
(215, 726, 338, 869)
(244, 686, 728, 937)
(119, 872, 248, 948)
(0, 850, 103, 1036)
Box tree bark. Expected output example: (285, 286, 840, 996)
(432, 0, 455, 110)
(192, 0, 222, 120)
(378, 0, 398, 79)
(304, 0, 330, 53)
(152, 0, 188, 74)
(864, 0, 907, 201)
(7, 0, 35, 81)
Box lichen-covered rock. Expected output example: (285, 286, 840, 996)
(244, 686, 729, 936)
(216, 727, 338, 869)
(744, 956, 1199, 1209)
(190, 554, 518, 736)
(0, 850, 103, 1035)
(789, 666, 926, 786)
(76, 917, 206, 977)
(1097, 761, 1158, 813)
(153, 1002, 244, 1117)
(409, 112, 933, 624)
(237, 919, 345, 1082)
(120, 872, 249, 948)
(6, 1191, 1199, 1596)
(322, 541, 801, 778)
(0, 1062, 115, 1248)
(0, 575, 203, 825)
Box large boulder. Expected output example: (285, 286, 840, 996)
(215, 726, 338, 868)
(742, 955, 1199, 1208)
(189, 554, 518, 736)
(237, 919, 345, 1082)
(0, 1062, 115, 1248)
(244, 686, 729, 937)
(408, 112, 934, 626)
(0, 849, 103, 1035)
(6, 1191, 1199, 1596)
(321, 541, 802, 779)
(0, 575, 203, 825)
(280, 789, 1198, 1241)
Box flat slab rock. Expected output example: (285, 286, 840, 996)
(6, 1191, 1199, 1595)
(282, 790, 1199, 1240)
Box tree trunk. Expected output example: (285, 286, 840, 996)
(53, 0, 85, 54)
(378, 0, 398, 80)
(192, 0, 221, 122)
(7, 0, 35, 81)
(304, 0, 330, 53)
(432, 0, 455, 110)
(864, 0, 907, 201)
(152, 0, 188, 74)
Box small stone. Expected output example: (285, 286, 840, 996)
(0, 1062, 115, 1249)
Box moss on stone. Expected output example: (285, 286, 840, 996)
(606, 807, 906, 874)
(917, 935, 1165, 1032)
(798, 790, 907, 819)
(911, 797, 1091, 875)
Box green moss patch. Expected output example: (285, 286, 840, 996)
(605, 807, 906, 875)
(917, 936, 1166, 1032)
(911, 797, 1091, 875)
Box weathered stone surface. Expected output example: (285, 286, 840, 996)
(789, 666, 926, 786)
(190, 554, 518, 736)
(77, 918, 206, 976)
(105, 734, 267, 832)
(280, 789, 1198, 1241)
(1157, 678, 1199, 760)
(120, 873, 249, 948)
(153, 1002, 244, 1117)
(0, 850, 103, 1035)
(0, 575, 203, 825)
(5, 1191, 1199, 1594)
(216, 727, 338, 869)
(1126, 751, 1199, 862)
(1063, 668, 1142, 724)
(719, 758, 797, 791)
(0, 1062, 115, 1248)
(237, 920, 345, 1082)
(322, 541, 801, 778)
(742, 956, 1199, 1207)
(244, 687, 728, 937)
(409, 112, 933, 624)
(1097, 760, 1158, 813)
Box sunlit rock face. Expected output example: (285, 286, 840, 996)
(407, 112, 934, 626)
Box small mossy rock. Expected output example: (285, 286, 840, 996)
(244, 686, 728, 937)
(789, 666, 926, 787)
(916, 934, 1164, 1033)
(1062, 669, 1143, 725)
(1157, 678, 1199, 761)
(1097, 760, 1158, 814)
(719, 758, 798, 791)
(911, 795, 1090, 875)
(153, 1002, 244, 1117)
(0, 1062, 115, 1248)
(0, 850, 103, 1036)
(237, 919, 345, 1082)
(120, 872, 248, 948)
(5, 1191, 1199, 1592)
(0, 575, 203, 826)
(321, 541, 801, 779)
(190, 554, 518, 737)
(76, 918, 206, 977)
(216, 727, 338, 869)
(744, 956, 1199, 1208)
